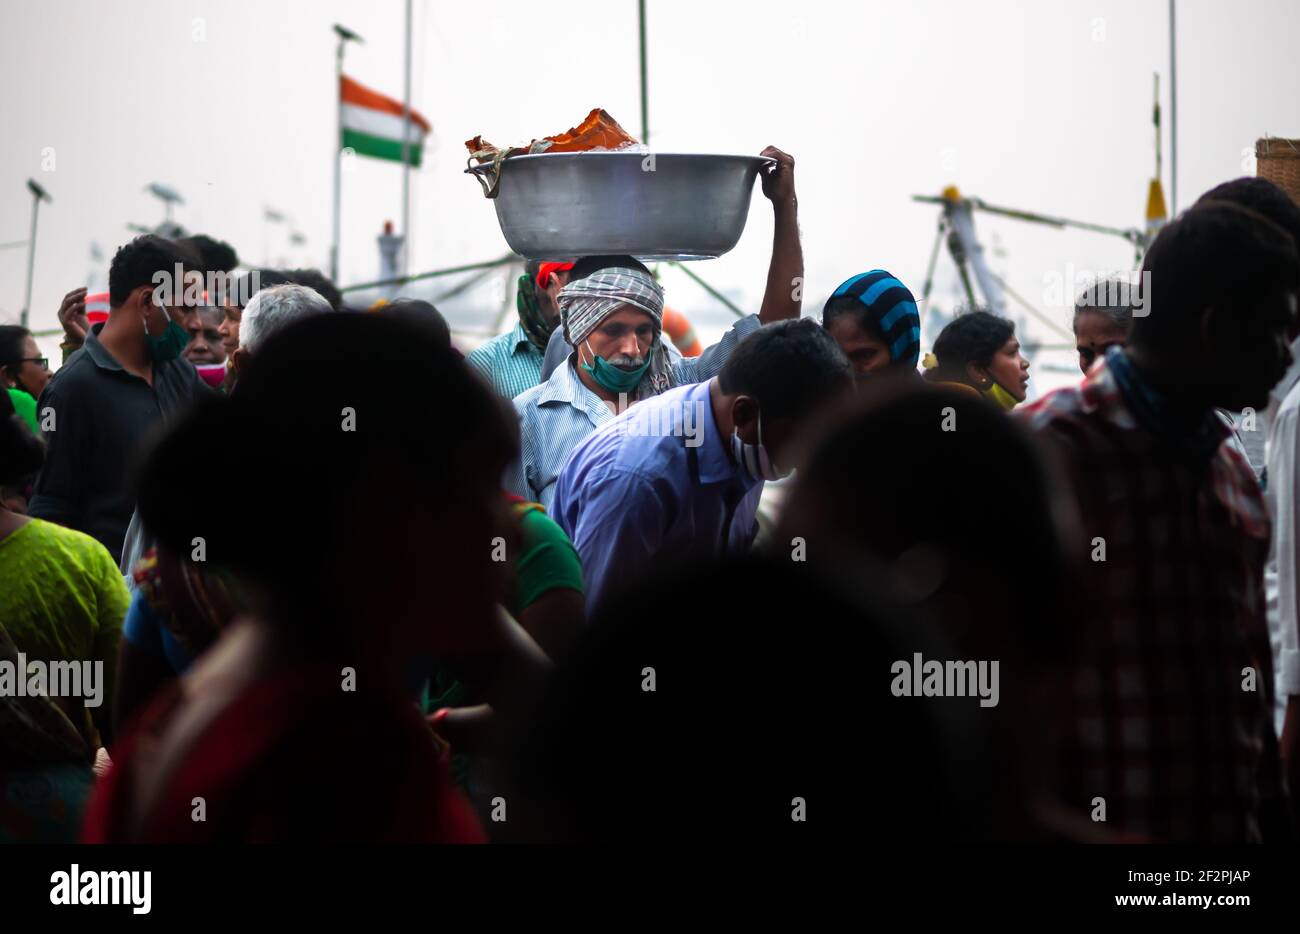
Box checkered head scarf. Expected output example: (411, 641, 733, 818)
(559, 267, 673, 400)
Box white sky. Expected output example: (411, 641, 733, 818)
(2, 0, 1298, 382)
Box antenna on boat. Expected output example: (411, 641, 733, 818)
(1145, 73, 1169, 250)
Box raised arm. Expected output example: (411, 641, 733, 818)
(756, 145, 801, 325)
(57, 287, 90, 363)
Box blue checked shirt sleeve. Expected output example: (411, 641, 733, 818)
(670, 314, 761, 384)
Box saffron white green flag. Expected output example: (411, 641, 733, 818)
(340, 75, 431, 167)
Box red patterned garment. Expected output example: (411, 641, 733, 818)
(83, 664, 486, 844)
(1018, 351, 1284, 842)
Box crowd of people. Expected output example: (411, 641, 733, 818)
(3, 152, 1300, 843)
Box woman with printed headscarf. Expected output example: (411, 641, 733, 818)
(822, 269, 923, 381)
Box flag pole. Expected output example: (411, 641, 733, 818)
(331, 24, 362, 284)
(400, 0, 413, 279)
(21, 180, 51, 330)
(638, 0, 649, 144)
(1168, 0, 1178, 215)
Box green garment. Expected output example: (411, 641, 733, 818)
(6, 388, 38, 434)
(510, 504, 585, 612)
(0, 519, 129, 718)
(419, 504, 584, 791)
(420, 504, 586, 718)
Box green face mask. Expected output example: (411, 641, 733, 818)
(581, 341, 651, 394)
(147, 306, 190, 363)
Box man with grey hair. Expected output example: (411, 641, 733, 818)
(228, 283, 333, 384)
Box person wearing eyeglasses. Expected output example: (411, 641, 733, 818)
(0, 325, 51, 435)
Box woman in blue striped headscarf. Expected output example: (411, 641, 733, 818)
(822, 270, 922, 380)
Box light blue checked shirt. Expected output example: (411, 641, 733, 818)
(503, 313, 763, 510)
(465, 322, 546, 401)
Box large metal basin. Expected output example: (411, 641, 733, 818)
(466, 151, 774, 261)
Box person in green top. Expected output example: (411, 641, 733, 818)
(423, 496, 583, 714)
(0, 390, 130, 749)
(1, 325, 50, 434)
(1, 389, 123, 842)
(5, 387, 37, 434)
(508, 497, 585, 657)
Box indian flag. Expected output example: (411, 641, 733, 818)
(340, 75, 431, 167)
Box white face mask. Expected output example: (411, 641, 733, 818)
(731, 410, 789, 482)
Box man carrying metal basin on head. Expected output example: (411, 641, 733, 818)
(503, 146, 801, 511)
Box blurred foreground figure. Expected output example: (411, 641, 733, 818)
(84, 314, 522, 842)
(1195, 178, 1300, 741)
(501, 555, 995, 842)
(113, 283, 334, 730)
(773, 385, 1100, 840)
(1020, 201, 1300, 842)
(378, 298, 453, 351)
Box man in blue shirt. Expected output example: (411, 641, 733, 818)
(552, 319, 853, 611)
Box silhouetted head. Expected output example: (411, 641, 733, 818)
(777, 383, 1081, 666)
(501, 554, 994, 842)
(135, 312, 518, 658)
(381, 298, 451, 350)
(1130, 200, 1299, 410)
